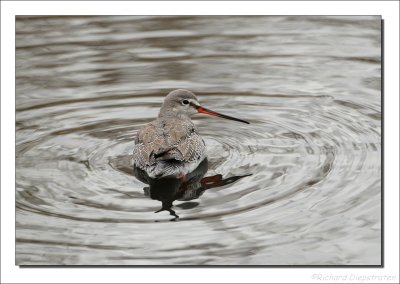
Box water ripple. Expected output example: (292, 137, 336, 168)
(16, 15, 381, 265)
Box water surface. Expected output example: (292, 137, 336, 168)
(16, 16, 381, 265)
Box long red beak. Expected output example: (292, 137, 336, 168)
(196, 106, 250, 124)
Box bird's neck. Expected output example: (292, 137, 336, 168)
(158, 107, 191, 120)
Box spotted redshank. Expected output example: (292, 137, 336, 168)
(133, 89, 249, 178)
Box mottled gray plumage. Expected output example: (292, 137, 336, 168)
(133, 90, 206, 178)
(133, 89, 249, 178)
(133, 117, 205, 178)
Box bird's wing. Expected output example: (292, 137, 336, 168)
(133, 118, 205, 167)
(133, 121, 160, 168)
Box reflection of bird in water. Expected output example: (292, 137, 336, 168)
(134, 158, 251, 220)
(133, 89, 249, 179)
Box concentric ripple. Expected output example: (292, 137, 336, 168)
(16, 92, 381, 264)
(16, 15, 381, 265)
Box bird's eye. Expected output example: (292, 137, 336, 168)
(182, 99, 189, 105)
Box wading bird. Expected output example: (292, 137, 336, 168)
(133, 89, 249, 178)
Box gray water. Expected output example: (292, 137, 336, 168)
(16, 16, 381, 265)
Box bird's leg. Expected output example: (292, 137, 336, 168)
(181, 175, 187, 183)
(176, 175, 188, 193)
(201, 174, 223, 188)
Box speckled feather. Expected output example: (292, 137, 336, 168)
(133, 89, 248, 178)
(133, 117, 205, 177)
